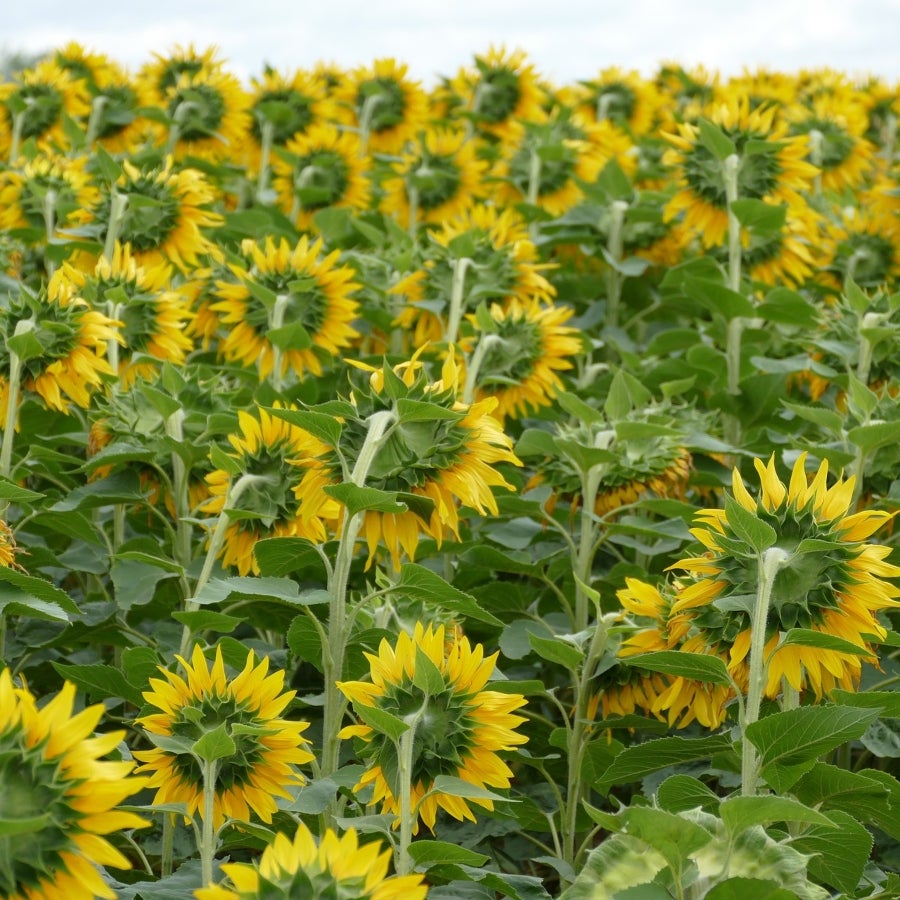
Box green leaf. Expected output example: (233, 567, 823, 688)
(656, 774, 721, 814)
(556, 391, 603, 424)
(52, 662, 144, 706)
(192, 576, 328, 608)
(780, 401, 845, 435)
(192, 724, 237, 763)
(684, 275, 756, 319)
(756, 288, 819, 328)
(0, 814, 51, 836)
(730, 199, 787, 232)
(621, 650, 732, 686)
(7, 328, 45, 362)
(172, 610, 244, 634)
(265, 406, 342, 448)
(412, 644, 445, 695)
(724, 495, 777, 552)
(748, 705, 881, 791)
(779, 628, 876, 658)
(0, 476, 44, 502)
(831, 689, 900, 718)
(51, 470, 145, 511)
(396, 398, 462, 422)
(790, 810, 873, 894)
(622, 806, 713, 874)
(859, 718, 900, 758)
(486, 679, 546, 695)
(121, 647, 162, 691)
(253, 536, 328, 579)
(0, 567, 79, 615)
(847, 420, 900, 453)
(697, 117, 737, 159)
(528, 632, 584, 670)
(515, 428, 559, 458)
(719, 795, 833, 834)
(286, 614, 323, 672)
(323, 483, 407, 516)
(408, 840, 489, 867)
(597, 734, 735, 791)
(93, 144, 124, 183)
(705, 879, 797, 900)
(353, 704, 409, 741)
(429, 775, 512, 803)
(114, 550, 184, 575)
(395, 563, 503, 628)
(266, 320, 312, 350)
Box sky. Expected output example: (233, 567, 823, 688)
(6, 0, 900, 87)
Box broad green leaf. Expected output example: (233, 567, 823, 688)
(705, 879, 797, 900)
(729, 199, 786, 233)
(52, 662, 144, 706)
(623, 806, 713, 873)
(528, 632, 584, 670)
(515, 427, 559, 458)
(395, 563, 503, 627)
(779, 629, 876, 658)
(831, 689, 900, 718)
(192, 576, 328, 607)
(323, 483, 407, 515)
(412, 645, 445, 695)
(790, 810, 873, 894)
(859, 718, 900, 758)
(656, 774, 721, 813)
(408, 841, 489, 867)
(113, 550, 184, 575)
(697, 117, 737, 159)
(719, 795, 832, 834)
(486, 679, 546, 695)
(780, 401, 844, 434)
(848, 420, 900, 452)
(192, 724, 237, 763)
(396, 398, 462, 422)
(51, 470, 145, 511)
(0, 567, 79, 615)
(172, 610, 244, 634)
(430, 775, 512, 803)
(0, 814, 51, 836)
(724, 495, 776, 552)
(253, 536, 329, 579)
(0, 477, 43, 502)
(265, 406, 342, 447)
(748, 705, 881, 790)
(596, 734, 735, 790)
(621, 650, 731, 686)
(286, 614, 323, 672)
(756, 288, 819, 328)
(684, 274, 756, 319)
(353, 703, 409, 741)
(266, 320, 312, 350)
(121, 647, 162, 691)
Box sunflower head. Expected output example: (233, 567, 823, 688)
(0, 670, 149, 899)
(194, 822, 428, 900)
(671, 453, 900, 698)
(135, 644, 315, 829)
(338, 622, 528, 832)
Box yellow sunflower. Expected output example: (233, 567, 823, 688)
(200, 404, 339, 576)
(338, 622, 528, 832)
(392, 203, 556, 346)
(818, 204, 900, 291)
(663, 98, 818, 248)
(211, 235, 361, 381)
(670, 453, 900, 700)
(292, 351, 521, 570)
(0, 669, 149, 900)
(334, 58, 428, 155)
(87, 60, 155, 153)
(271, 122, 372, 231)
(146, 64, 251, 162)
(85, 157, 223, 274)
(0, 60, 91, 158)
(716, 68, 798, 116)
(571, 66, 661, 137)
(194, 822, 427, 900)
(451, 46, 547, 146)
(49, 241, 194, 387)
(244, 68, 336, 176)
(0, 286, 120, 423)
(380, 126, 487, 228)
(53, 41, 117, 88)
(785, 94, 876, 193)
(134, 644, 315, 829)
(0, 152, 99, 239)
(462, 297, 583, 423)
(137, 44, 227, 102)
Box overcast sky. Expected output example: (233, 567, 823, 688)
(6, 0, 900, 87)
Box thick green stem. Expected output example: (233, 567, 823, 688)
(256, 118, 275, 197)
(462, 333, 504, 405)
(443, 256, 473, 346)
(160, 812, 175, 877)
(808, 129, 824, 195)
(166, 409, 194, 593)
(42, 188, 58, 278)
(199, 759, 219, 887)
(741, 546, 790, 796)
(85, 95, 108, 146)
(8, 111, 24, 164)
(268, 293, 290, 392)
(395, 706, 425, 877)
(605, 199, 628, 330)
(320, 410, 397, 786)
(103, 191, 129, 263)
(723, 153, 743, 400)
(357, 93, 384, 158)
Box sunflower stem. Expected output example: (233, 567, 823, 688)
(321, 410, 397, 789)
(8, 111, 24, 164)
(103, 191, 129, 263)
(808, 129, 824, 195)
(199, 758, 219, 887)
(462, 332, 504, 405)
(180, 474, 261, 655)
(0, 319, 33, 518)
(882, 113, 897, 167)
(395, 703, 426, 877)
(444, 256, 473, 346)
(605, 199, 628, 330)
(407, 181, 419, 242)
(357, 92, 385, 158)
(269, 293, 290, 392)
(166, 408, 194, 592)
(41, 188, 57, 278)
(85, 94, 108, 146)
(256, 117, 275, 198)
(741, 546, 790, 796)
(526, 147, 542, 240)
(160, 811, 175, 877)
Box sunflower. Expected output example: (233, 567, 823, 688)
(670, 453, 900, 700)
(271, 122, 372, 231)
(200, 404, 339, 575)
(134, 644, 315, 829)
(716, 68, 798, 116)
(571, 67, 661, 137)
(292, 351, 520, 569)
(338, 622, 528, 832)
(451, 46, 547, 146)
(334, 58, 428, 155)
(0, 669, 149, 900)
(138, 44, 227, 102)
(492, 111, 624, 217)
(0, 152, 99, 239)
(0, 60, 91, 157)
(785, 94, 876, 193)
(462, 298, 582, 422)
(244, 68, 335, 176)
(86, 60, 154, 153)
(53, 41, 116, 89)
(392, 203, 556, 346)
(48, 241, 194, 388)
(663, 98, 817, 248)
(380, 126, 486, 228)
(86, 157, 223, 273)
(818, 205, 900, 291)
(0, 286, 120, 423)
(211, 235, 361, 381)
(147, 64, 251, 162)
(193, 822, 427, 900)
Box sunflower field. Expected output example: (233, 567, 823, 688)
(1, 41, 900, 899)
